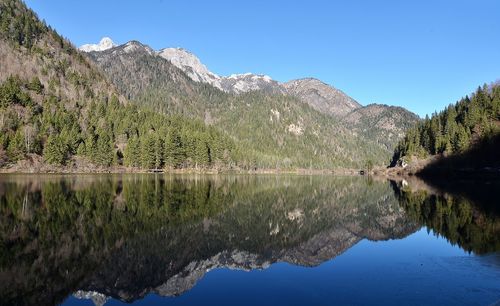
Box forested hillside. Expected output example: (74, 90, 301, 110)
(88, 41, 407, 169)
(0, 0, 418, 171)
(343, 104, 419, 151)
(392, 83, 500, 170)
(0, 0, 234, 171)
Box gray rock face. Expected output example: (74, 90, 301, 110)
(221, 73, 285, 94)
(157, 47, 224, 91)
(86, 39, 283, 95)
(73, 290, 109, 306)
(342, 103, 420, 150)
(83, 38, 419, 156)
(154, 250, 272, 297)
(283, 78, 361, 117)
(74, 183, 418, 303)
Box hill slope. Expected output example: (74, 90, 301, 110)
(86, 40, 418, 168)
(283, 78, 361, 117)
(392, 83, 500, 174)
(83, 38, 418, 157)
(0, 0, 234, 171)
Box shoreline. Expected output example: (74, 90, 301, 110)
(0, 167, 366, 175)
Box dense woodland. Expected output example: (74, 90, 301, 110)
(91, 43, 394, 169)
(394, 183, 500, 254)
(0, 75, 234, 169)
(0, 175, 414, 304)
(0, 0, 392, 171)
(392, 83, 500, 165)
(2, 0, 498, 172)
(0, 0, 235, 170)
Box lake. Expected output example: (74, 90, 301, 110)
(0, 174, 499, 306)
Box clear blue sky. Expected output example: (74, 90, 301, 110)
(25, 0, 500, 117)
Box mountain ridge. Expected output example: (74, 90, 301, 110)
(84, 39, 411, 167)
(82, 37, 419, 167)
(79, 38, 410, 117)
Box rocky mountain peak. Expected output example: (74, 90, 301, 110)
(119, 40, 155, 55)
(222, 72, 284, 94)
(79, 37, 116, 52)
(283, 78, 362, 117)
(157, 47, 223, 90)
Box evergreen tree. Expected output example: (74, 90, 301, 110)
(43, 134, 67, 165)
(95, 130, 114, 166)
(124, 136, 140, 167)
(6, 129, 25, 161)
(393, 83, 500, 163)
(195, 135, 210, 167)
(141, 133, 158, 169)
(164, 127, 184, 168)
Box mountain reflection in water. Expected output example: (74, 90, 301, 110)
(0, 174, 498, 306)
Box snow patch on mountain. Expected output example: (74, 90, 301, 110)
(122, 41, 155, 55)
(79, 37, 116, 52)
(80, 38, 283, 94)
(158, 48, 223, 90)
(221, 73, 283, 94)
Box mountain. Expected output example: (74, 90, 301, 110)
(157, 46, 284, 94)
(281, 78, 418, 150)
(392, 83, 500, 174)
(343, 104, 420, 150)
(0, 0, 418, 173)
(283, 78, 361, 117)
(84, 41, 395, 168)
(0, 175, 420, 304)
(79, 37, 116, 52)
(0, 0, 234, 171)
(82, 38, 418, 168)
(221, 72, 285, 94)
(157, 47, 224, 90)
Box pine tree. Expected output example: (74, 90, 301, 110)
(43, 134, 67, 165)
(164, 127, 184, 168)
(95, 130, 114, 166)
(6, 129, 25, 161)
(141, 133, 158, 169)
(124, 136, 140, 167)
(154, 133, 164, 169)
(27, 76, 43, 94)
(195, 136, 210, 167)
(452, 125, 469, 153)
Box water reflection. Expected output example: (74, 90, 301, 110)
(391, 178, 500, 254)
(0, 174, 498, 305)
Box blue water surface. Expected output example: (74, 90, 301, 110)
(63, 229, 500, 306)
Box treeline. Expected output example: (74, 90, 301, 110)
(392, 83, 500, 163)
(0, 0, 77, 55)
(394, 185, 500, 254)
(0, 0, 46, 49)
(0, 75, 234, 169)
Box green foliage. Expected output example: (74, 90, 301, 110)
(26, 76, 43, 94)
(0, 76, 33, 108)
(0, 0, 47, 49)
(365, 160, 374, 173)
(43, 134, 67, 165)
(0, 75, 235, 169)
(6, 129, 25, 161)
(393, 83, 500, 164)
(95, 129, 114, 167)
(395, 185, 500, 254)
(140, 132, 160, 169)
(124, 136, 140, 167)
(89, 42, 414, 169)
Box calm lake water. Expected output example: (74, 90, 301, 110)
(0, 174, 499, 306)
